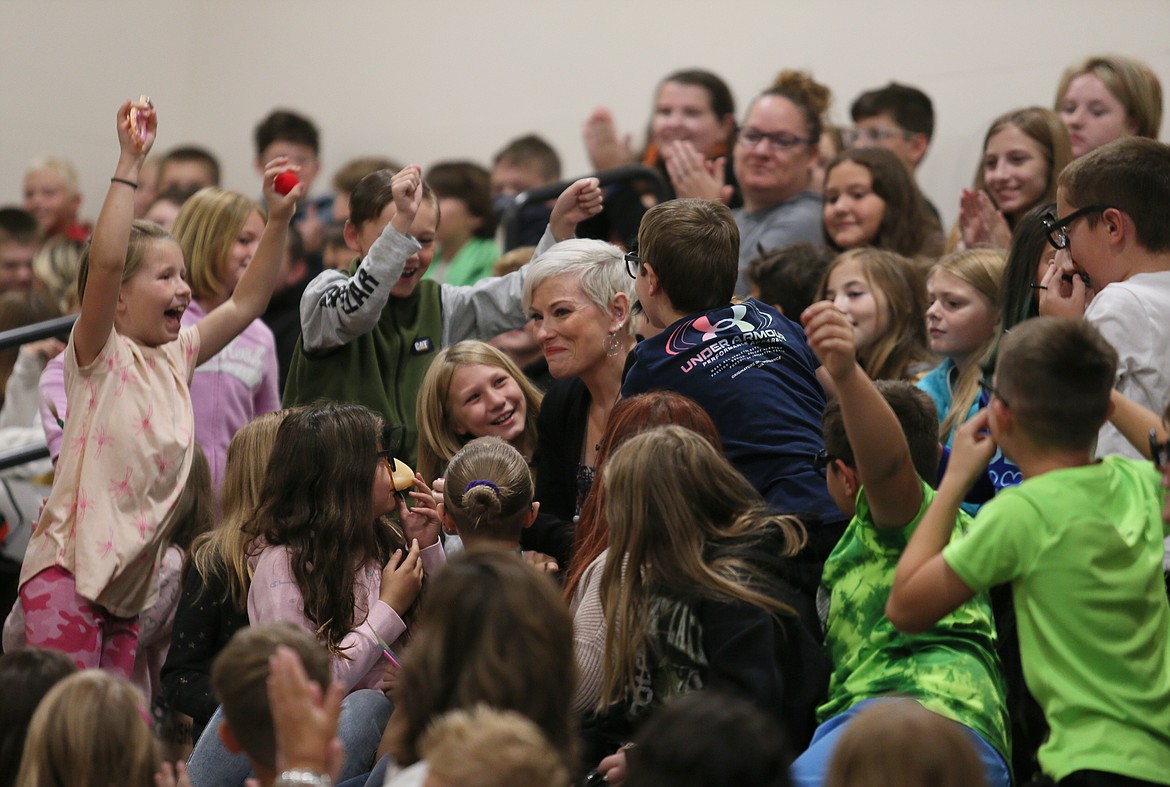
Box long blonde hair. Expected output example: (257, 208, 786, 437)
(172, 187, 264, 302)
(16, 670, 160, 787)
(416, 341, 542, 484)
(599, 426, 806, 707)
(929, 249, 1005, 440)
(189, 410, 287, 609)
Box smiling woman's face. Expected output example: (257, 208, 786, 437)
(529, 273, 612, 380)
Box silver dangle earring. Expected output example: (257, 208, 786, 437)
(606, 329, 622, 357)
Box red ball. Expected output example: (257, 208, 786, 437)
(274, 172, 300, 196)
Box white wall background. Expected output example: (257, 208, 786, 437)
(3, 0, 1168, 229)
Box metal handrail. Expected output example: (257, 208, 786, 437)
(500, 164, 671, 250)
(0, 314, 73, 470)
(0, 314, 75, 352)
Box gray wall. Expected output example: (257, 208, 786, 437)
(3, 0, 1168, 228)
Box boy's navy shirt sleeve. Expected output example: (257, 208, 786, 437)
(623, 299, 837, 522)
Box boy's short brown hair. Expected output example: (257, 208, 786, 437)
(823, 380, 940, 484)
(1058, 137, 1170, 253)
(211, 623, 330, 770)
(637, 198, 739, 313)
(0, 207, 41, 248)
(995, 317, 1117, 451)
(348, 169, 439, 230)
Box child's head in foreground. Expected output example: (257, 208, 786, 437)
(635, 198, 740, 320)
(990, 316, 1117, 455)
(821, 380, 939, 517)
(345, 168, 440, 298)
(419, 705, 571, 787)
(440, 436, 536, 547)
(211, 622, 330, 773)
(824, 698, 987, 787)
(0, 648, 77, 787)
(385, 548, 575, 769)
(625, 691, 791, 787)
(16, 669, 160, 787)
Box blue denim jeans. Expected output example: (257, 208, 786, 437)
(187, 689, 391, 787)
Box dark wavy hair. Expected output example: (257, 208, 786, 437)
(247, 402, 400, 655)
(824, 147, 934, 257)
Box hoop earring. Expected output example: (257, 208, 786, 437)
(606, 330, 622, 357)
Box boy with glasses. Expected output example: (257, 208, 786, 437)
(1037, 137, 1170, 459)
(848, 83, 939, 221)
(889, 317, 1170, 787)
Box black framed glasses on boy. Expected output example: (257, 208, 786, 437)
(1041, 205, 1110, 250)
(813, 449, 836, 477)
(624, 250, 642, 280)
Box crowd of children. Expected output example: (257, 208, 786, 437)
(1, 50, 1169, 787)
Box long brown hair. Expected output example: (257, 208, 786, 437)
(246, 403, 400, 654)
(817, 248, 932, 382)
(384, 548, 576, 770)
(823, 147, 935, 258)
(599, 426, 806, 706)
(564, 392, 722, 601)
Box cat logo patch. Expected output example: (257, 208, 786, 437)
(412, 338, 434, 354)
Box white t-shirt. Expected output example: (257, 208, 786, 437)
(1084, 270, 1170, 459)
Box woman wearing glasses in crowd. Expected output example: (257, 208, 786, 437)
(523, 239, 635, 525)
(951, 107, 1072, 253)
(730, 71, 832, 295)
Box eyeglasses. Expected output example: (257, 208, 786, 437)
(1041, 205, 1110, 250)
(841, 126, 917, 148)
(977, 376, 1009, 409)
(737, 127, 814, 152)
(624, 250, 642, 280)
(1150, 429, 1169, 470)
(813, 449, 837, 477)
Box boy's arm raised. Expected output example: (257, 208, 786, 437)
(802, 301, 921, 528)
(299, 166, 423, 353)
(195, 158, 302, 365)
(74, 100, 155, 367)
(887, 409, 989, 632)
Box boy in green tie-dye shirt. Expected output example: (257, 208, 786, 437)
(790, 302, 1009, 787)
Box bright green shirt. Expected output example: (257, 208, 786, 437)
(820, 478, 1010, 762)
(944, 456, 1170, 783)
(425, 236, 498, 287)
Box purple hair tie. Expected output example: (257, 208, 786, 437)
(464, 479, 500, 495)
